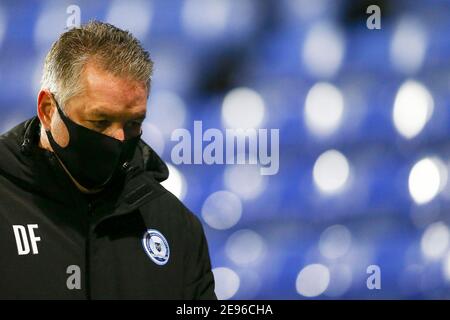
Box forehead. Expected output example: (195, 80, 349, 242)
(75, 61, 148, 117)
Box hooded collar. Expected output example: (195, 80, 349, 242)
(0, 116, 169, 223)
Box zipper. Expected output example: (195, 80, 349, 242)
(85, 202, 93, 300)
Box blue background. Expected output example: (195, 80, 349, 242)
(1, 0, 450, 299)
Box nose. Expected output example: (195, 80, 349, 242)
(111, 128, 126, 141)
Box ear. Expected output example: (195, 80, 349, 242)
(37, 90, 55, 131)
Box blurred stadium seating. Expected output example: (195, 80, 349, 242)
(1, 0, 450, 299)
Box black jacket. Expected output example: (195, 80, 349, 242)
(0, 117, 216, 300)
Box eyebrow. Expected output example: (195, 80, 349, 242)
(89, 108, 146, 121)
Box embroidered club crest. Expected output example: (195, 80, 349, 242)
(142, 229, 170, 266)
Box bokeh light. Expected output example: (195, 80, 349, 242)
(105, 0, 153, 39)
(161, 164, 187, 201)
(222, 87, 265, 129)
(34, 3, 66, 49)
(442, 251, 450, 282)
(319, 225, 352, 259)
(223, 165, 267, 200)
(302, 21, 345, 78)
(201, 191, 242, 230)
(324, 264, 353, 297)
(409, 157, 447, 205)
(313, 150, 350, 194)
(390, 16, 427, 75)
(225, 229, 266, 266)
(296, 264, 330, 298)
(0, 6, 5, 48)
(182, 0, 230, 39)
(304, 82, 344, 137)
(141, 122, 165, 156)
(392, 80, 434, 139)
(420, 222, 449, 260)
(212, 267, 240, 300)
(147, 91, 187, 137)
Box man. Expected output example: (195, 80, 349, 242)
(0, 21, 216, 299)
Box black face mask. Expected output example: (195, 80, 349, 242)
(45, 99, 142, 190)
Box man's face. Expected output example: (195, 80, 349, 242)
(50, 61, 148, 148)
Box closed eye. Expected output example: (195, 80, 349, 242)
(89, 120, 111, 129)
(128, 120, 143, 127)
(125, 120, 144, 136)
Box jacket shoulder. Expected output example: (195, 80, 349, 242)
(153, 187, 216, 300)
(151, 183, 203, 229)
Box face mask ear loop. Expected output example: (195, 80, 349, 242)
(50, 94, 67, 120)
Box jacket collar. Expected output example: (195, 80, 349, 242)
(1, 116, 169, 223)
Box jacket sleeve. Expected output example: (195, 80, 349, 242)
(183, 211, 217, 300)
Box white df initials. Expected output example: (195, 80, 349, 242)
(12, 224, 41, 255)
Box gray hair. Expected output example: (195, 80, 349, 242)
(40, 20, 153, 108)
